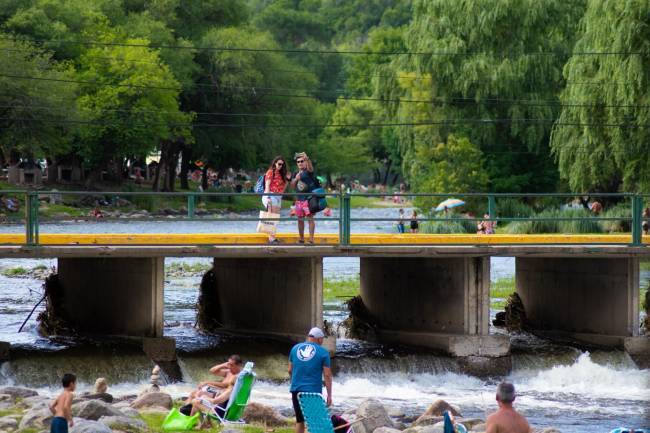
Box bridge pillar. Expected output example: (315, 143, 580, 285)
(212, 257, 323, 341)
(359, 257, 509, 360)
(57, 257, 164, 337)
(515, 257, 640, 346)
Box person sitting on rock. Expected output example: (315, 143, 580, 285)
(185, 354, 243, 405)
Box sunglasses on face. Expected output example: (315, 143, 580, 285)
(276, 162, 284, 166)
(296, 159, 305, 164)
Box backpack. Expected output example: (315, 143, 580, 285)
(254, 174, 265, 194)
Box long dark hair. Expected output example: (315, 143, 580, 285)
(267, 155, 287, 179)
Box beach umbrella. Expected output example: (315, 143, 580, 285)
(434, 198, 465, 212)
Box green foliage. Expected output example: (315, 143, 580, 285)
(504, 208, 603, 234)
(496, 198, 534, 219)
(393, 0, 586, 193)
(421, 216, 475, 234)
(491, 277, 516, 309)
(599, 203, 632, 233)
(0, 35, 76, 161)
(1, 266, 28, 277)
(324, 277, 359, 301)
(550, 0, 650, 192)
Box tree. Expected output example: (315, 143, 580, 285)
(0, 35, 76, 164)
(550, 0, 650, 192)
(393, 0, 586, 192)
(75, 37, 192, 184)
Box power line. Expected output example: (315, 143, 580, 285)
(2, 35, 649, 57)
(3, 73, 650, 110)
(2, 116, 650, 129)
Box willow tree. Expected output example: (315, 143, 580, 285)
(550, 0, 650, 192)
(392, 0, 586, 192)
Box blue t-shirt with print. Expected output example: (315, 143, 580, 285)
(289, 342, 331, 393)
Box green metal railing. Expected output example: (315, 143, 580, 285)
(0, 190, 648, 247)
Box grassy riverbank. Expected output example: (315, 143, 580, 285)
(140, 412, 293, 433)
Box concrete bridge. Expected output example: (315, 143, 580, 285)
(1, 233, 648, 369)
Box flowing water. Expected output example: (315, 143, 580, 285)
(0, 209, 648, 432)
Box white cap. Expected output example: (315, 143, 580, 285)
(308, 327, 325, 339)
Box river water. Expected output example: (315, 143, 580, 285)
(0, 209, 648, 432)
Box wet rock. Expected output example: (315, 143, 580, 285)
(119, 407, 140, 418)
(243, 402, 289, 426)
(385, 406, 405, 418)
(73, 400, 124, 420)
(355, 398, 395, 433)
(22, 395, 50, 408)
(129, 392, 172, 410)
(18, 407, 52, 429)
(81, 393, 113, 404)
(416, 400, 461, 423)
(468, 422, 486, 433)
(98, 415, 146, 430)
(373, 427, 401, 433)
(412, 416, 444, 427)
(458, 419, 484, 430)
(0, 387, 38, 399)
(0, 395, 10, 402)
(70, 419, 112, 433)
(458, 356, 511, 377)
(0, 417, 18, 431)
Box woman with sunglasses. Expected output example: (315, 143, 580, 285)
(291, 152, 319, 244)
(263, 156, 291, 244)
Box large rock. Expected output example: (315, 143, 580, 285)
(416, 400, 461, 422)
(420, 426, 445, 433)
(355, 399, 395, 433)
(458, 418, 484, 430)
(0, 387, 38, 399)
(73, 400, 124, 421)
(243, 402, 289, 426)
(469, 423, 486, 433)
(129, 392, 172, 410)
(373, 427, 402, 433)
(119, 407, 141, 418)
(19, 407, 53, 429)
(98, 415, 146, 431)
(81, 393, 113, 404)
(0, 416, 18, 431)
(412, 416, 444, 427)
(70, 419, 112, 433)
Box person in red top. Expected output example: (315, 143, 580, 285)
(263, 156, 291, 243)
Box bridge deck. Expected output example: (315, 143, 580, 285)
(0, 233, 648, 258)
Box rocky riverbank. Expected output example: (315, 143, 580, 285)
(0, 383, 563, 433)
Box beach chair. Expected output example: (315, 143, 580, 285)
(203, 361, 256, 424)
(298, 393, 358, 433)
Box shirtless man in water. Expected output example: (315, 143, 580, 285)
(486, 382, 531, 433)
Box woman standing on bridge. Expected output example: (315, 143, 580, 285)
(263, 156, 291, 244)
(291, 152, 318, 244)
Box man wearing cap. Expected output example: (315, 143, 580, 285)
(486, 382, 531, 433)
(288, 327, 332, 433)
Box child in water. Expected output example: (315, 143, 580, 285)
(49, 373, 76, 433)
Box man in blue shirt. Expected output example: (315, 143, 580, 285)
(288, 327, 332, 433)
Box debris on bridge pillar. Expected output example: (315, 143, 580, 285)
(196, 268, 222, 332)
(38, 274, 75, 336)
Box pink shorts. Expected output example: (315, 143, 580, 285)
(294, 200, 311, 218)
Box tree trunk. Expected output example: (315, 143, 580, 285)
(382, 159, 392, 185)
(179, 145, 191, 190)
(201, 165, 209, 191)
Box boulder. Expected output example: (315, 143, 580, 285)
(412, 416, 444, 427)
(22, 395, 50, 408)
(81, 393, 113, 404)
(0, 387, 38, 399)
(355, 399, 395, 433)
(417, 400, 461, 421)
(385, 406, 405, 418)
(0, 416, 18, 431)
(243, 402, 289, 426)
(458, 418, 484, 430)
(373, 427, 402, 433)
(119, 407, 141, 418)
(73, 400, 124, 421)
(129, 392, 172, 410)
(19, 407, 53, 430)
(469, 423, 486, 433)
(70, 419, 112, 433)
(98, 415, 146, 431)
(0, 395, 11, 402)
(419, 425, 445, 433)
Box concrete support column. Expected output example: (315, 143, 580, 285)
(57, 257, 164, 337)
(360, 257, 509, 358)
(212, 257, 323, 341)
(516, 257, 640, 346)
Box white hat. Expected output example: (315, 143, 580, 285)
(308, 327, 325, 339)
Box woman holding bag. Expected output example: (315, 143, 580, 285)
(262, 156, 291, 244)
